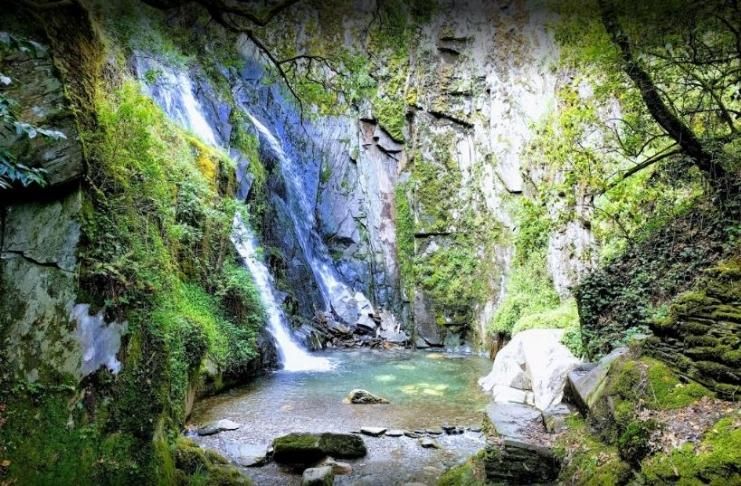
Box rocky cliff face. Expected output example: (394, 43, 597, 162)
(0, 27, 86, 383)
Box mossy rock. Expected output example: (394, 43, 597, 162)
(272, 433, 367, 464)
(640, 417, 741, 485)
(272, 433, 325, 465)
(437, 452, 487, 485)
(607, 356, 712, 411)
(555, 416, 633, 486)
(174, 438, 251, 485)
(317, 433, 367, 459)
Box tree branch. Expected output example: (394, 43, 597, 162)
(598, 0, 729, 185)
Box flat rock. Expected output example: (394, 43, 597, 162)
(385, 429, 405, 437)
(360, 426, 387, 437)
(404, 431, 421, 438)
(419, 438, 440, 449)
(346, 389, 389, 404)
(426, 427, 443, 435)
(302, 465, 334, 486)
(197, 419, 240, 436)
(486, 402, 544, 439)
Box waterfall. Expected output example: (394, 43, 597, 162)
(232, 214, 333, 371)
(242, 111, 373, 324)
(135, 59, 332, 371)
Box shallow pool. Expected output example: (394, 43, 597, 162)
(190, 349, 492, 485)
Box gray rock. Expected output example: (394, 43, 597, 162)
(414, 337, 430, 349)
(567, 347, 628, 413)
(486, 402, 544, 439)
(197, 419, 241, 436)
(385, 429, 405, 437)
(360, 427, 387, 437)
(345, 389, 389, 404)
(302, 466, 334, 486)
(419, 438, 440, 449)
(426, 427, 443, 435)
(231, 443, 269, 467)
(404, 431, 421, 438)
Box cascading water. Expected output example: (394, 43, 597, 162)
(232, 214, 332, 371)
(135, 59, 331, 371)
(242, 111, 373, 324)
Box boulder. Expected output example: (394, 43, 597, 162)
(345, 389, 389, 404)
(317, 433, 367, 459)
(480, 329, 581, 410)
(567, 347, 628, 413)
(197, 419, 240, 436)
(229, 443, 269, 467)
(273, 433, 324, 465)
(273, 433, 366, 464)
(360, 427, 387, 437)
(302, 466, 334, 486)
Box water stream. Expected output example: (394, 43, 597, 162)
(190, 350, 491, 485)
(232, 214, 333, 372)
(241, 111, 373, 324)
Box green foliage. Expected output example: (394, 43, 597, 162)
(0, 82, 62, 188)
(640, 417, 741, 485)
(489, 199, 566, 337)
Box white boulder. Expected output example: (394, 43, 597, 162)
(479, 329, 581, 410)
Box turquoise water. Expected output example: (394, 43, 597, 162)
(190, 349, 492, 485)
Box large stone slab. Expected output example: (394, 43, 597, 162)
(485, 402, 544, 439)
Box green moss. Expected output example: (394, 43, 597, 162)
(618, 419, 659, 465)
(607, 357, 711, 411)
(437, 452, 486, 486)
(555, 416, 633, 486)
(174, 437, 251, 485)
(640, 417, 741, 485)
(488, 198, 565, 338)
(395, 182, 415, 299)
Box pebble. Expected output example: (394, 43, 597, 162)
(419, 437, 440, 449)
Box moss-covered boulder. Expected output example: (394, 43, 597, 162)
(272, 432, 366, 465)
